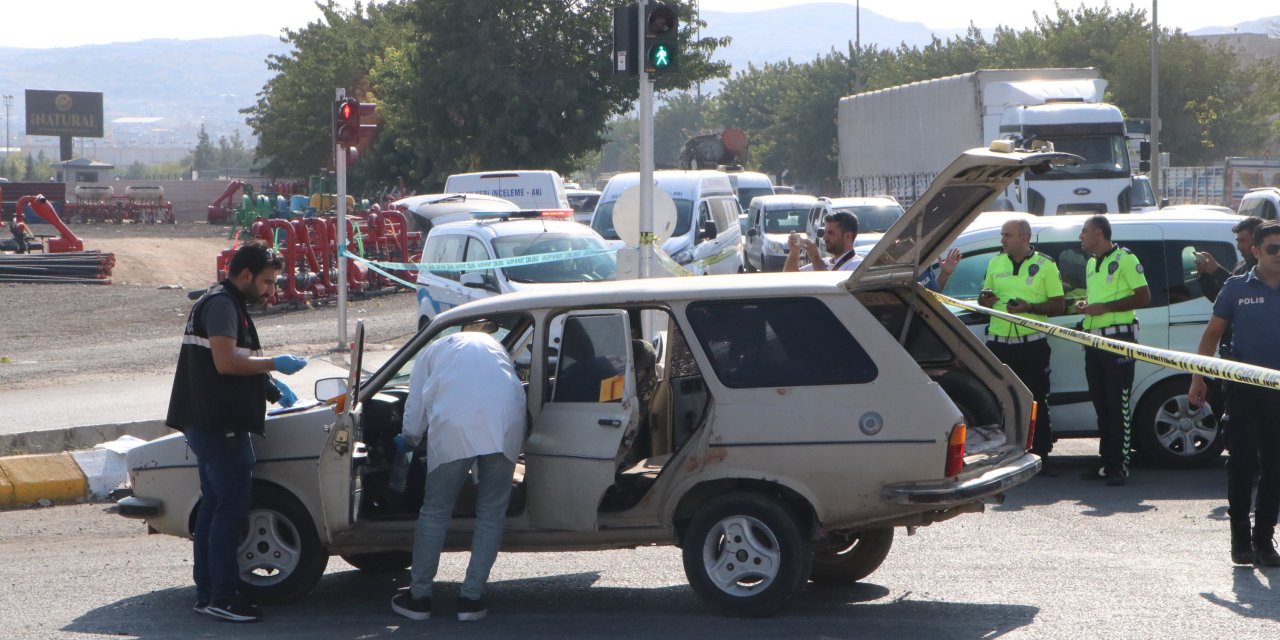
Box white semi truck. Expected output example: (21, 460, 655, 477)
(838, 68, 1139, 214)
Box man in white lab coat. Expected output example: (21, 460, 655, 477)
(391, 325, 526, 623)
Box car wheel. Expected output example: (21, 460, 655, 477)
(681, 492, 811, 617)
(237, 485, 329, 604)
(340, 551, 413, 573)
(1134, 378, 1224, 468)
(809, 528, 894, 586)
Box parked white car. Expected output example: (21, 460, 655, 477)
(117, 146, 1053, 616)
(940, 208, 1245, 467)
(415, 213, 615, 328)
(390, 192, 519, 235)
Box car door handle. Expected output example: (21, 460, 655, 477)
(598, 419, 622, 428)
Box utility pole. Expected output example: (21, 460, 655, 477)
(1150, 1, 1160, 198)
(638, 0, 655, 280)
(335, 87, 349, 352)
(855, 1, 862, 92)
(2, 94, 12, 161)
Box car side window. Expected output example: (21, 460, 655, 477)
(686, 298, 878, 388)
(423, 234, 466, 281)
(1036, 240, 1167, 308)
(1170, 240, 1236, 304)
(464, 236, 495, 284)
(944, 248, 1000, 298)
(549, 313, 629, 403)
(712, 197, 739, 232)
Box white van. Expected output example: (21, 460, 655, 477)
(591, 170, 744, 275)
(443, 170, 572, 211)
(941, 209, 1245, 468)
(724, 170, 775, 211)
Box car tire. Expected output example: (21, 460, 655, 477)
(809, 527, 894, 586)
(340, 551, 413, 573)
(236, 485, 329, 604)
(1134, 377, 1224, 468)
(681, 492, 811, 617)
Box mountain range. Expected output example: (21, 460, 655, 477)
(0, 3, 1274, 151)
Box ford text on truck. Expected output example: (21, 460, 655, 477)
(838, 68, 1135, 215)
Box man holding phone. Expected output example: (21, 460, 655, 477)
(977, 219, 1065, 468)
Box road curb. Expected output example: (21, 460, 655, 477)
(0, 420, 172, 509)
(0, 452, 88, 508)
(0, 419, 172, 457)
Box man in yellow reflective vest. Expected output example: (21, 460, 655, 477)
(978, 219, 1065, 469)
(1077, 215, 1151, 486)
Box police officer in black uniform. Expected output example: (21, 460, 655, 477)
(166, 241, 309, 622)
(1189, 221, 1280, 567)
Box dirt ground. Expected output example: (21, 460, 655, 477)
(0, 222, 418, 391)
(72, 220, 234, 287)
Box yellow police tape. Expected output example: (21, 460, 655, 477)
(933, 292, 1280, 391)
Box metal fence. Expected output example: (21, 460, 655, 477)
(1161, 166, 1225, 206)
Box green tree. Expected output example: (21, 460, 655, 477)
(372, 0, 729, 190)
(216, 131, 254, 170)
(23, 152, 36, 180)
(243, 0, 416, 186)
(193, 124, 216, 173)
(124, 161, 148, 179)
(654, 92, 710, 167)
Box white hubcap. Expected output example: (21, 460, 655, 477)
(238, 508, 302, 586)
(701, 515, 780, 596)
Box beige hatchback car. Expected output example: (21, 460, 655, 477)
(118, 146, 1056, 616)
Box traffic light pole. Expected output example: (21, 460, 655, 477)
(335, 88, 349, 351)
(637, 0, 655, 280)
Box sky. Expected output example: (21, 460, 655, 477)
(0, 0, 1272, 49)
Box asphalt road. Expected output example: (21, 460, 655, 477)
(2, 442, 1277, 640)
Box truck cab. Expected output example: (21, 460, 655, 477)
(999, 101, 1132, 215)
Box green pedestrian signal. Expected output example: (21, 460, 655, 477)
(643, 3, 678, 75)
(648, 44, 672, 70)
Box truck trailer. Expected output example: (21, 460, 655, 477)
(837, 68, 1135, 214)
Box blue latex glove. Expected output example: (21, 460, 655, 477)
(272, 378, 298, 408)
(393, 433, 410, 453)
(273, 354, 308, 375)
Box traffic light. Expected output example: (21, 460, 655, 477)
(644, 3, 678, 75)
(333, 98, 378, 148)
(613, 3, 678, 76)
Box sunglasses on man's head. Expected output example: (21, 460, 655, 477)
(1264, 244, 1280, 256)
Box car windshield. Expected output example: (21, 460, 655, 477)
(567, 194, 599, 214)
(491, 232, 617, 283)
(834, 205, 903, 233)
(591, 198, 695, 240)
(737, 187, 774, 211)
(762, 208, 808, 233)
(1036, 134, 1131, 175)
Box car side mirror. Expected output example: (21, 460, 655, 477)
(315, 377, 348, 403)
(1139, 140, 1152, 161)
(1139, 160, 1151, 173)
(747, 228, 758, 237)
(461, 271, 499, 292)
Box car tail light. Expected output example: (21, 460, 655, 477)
(1026, 401, 1038, 453)
(945, 422, 966, 477)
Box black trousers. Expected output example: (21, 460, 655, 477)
(1084, 332, 1136, 474)
(987, 338, 1053, 456)
(1225, 383, 1280, 534)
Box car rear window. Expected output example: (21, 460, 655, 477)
(686, 298, 878, 388)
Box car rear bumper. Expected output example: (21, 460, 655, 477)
(116, 495, 163, 519)
(880, 452, 1041, 505)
